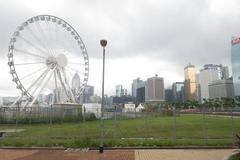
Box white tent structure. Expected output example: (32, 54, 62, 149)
(136, 103, 144, 112)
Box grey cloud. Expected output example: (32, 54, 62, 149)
(0, 0, 239, 95)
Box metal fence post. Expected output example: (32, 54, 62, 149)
(231, 106, 235, 147)
(50, 104, 52, 126)
(112, 106, 117, 147)
(29, 107, 32, 125)
(144, 111, 148, 138)
(173, 107, 177, 140)
(202, 105, 208, 145)
(83, 106, 86, 124)
(15, 102, 20, 131)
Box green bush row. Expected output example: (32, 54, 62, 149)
(0, 112, 97, 124)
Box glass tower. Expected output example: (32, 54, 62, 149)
(184, 64, 197, 101)
(231, 37, 240, 96)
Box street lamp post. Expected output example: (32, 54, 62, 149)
(99, 39, 107, 153)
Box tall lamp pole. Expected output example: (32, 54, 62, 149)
(99, 39, 107, 153)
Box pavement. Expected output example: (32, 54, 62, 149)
(0, 149, 236, 160)
(135, 149, 235, 160)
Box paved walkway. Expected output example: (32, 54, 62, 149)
(0, 149, 134, 160)
(135, 149, 234, 160)
(0, 149, 236, 160)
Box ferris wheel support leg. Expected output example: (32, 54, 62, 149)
(22, 68, 51, 108)
(62, 68, 76, 103)
(28, 68, 55, 107)
(54, 70, 58, 104)
(56, 68, 70, 102)
(10, 95, 23, 108)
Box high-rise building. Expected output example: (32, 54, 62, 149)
(132, 78, 143, 97)
(72, 73, 80, 89)
(220, 65, 229, 80)
(115, 85, 124, 97)
(71, 72, 81, 98)
(136, 81, 146, 103)
(136, 86, 145, 103)
(82, 85, 94, 103)
(165, 89, 173, 102)
(54, 87, 68, 103)
(209, 78, 234, 99)
(195, 73, 201, 102)
(124, 89, 127, 96)
(172, 82, 184, 102)
(145, 75, 165, 101)
(184, 64, 197, 101)
(231, 37, 240, 96)
(199, 64, 220, 101)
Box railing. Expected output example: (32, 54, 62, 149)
(0, 106, 240, 148)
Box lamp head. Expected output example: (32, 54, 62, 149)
(100, 39, 107, 47)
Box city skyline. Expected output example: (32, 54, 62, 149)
(1, 0, 240, 96)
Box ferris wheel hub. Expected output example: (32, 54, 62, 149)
(45, 54, 68, 69)
(46, 56, 57, 69)
(56, 54, 68, 67)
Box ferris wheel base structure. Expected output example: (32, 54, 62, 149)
(7, 15, 89, 108)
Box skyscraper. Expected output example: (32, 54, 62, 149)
(116, 85, 124, 97)
(82, 85, 94, 103)
(132, 78, 143, 97)
(199, 64, 220, 101)
(136, 81, 146, 103)
(220, 65, 229, 80)
(198, 64, 230, 101)
(72, 72, 80, 89)
(231, 37, 240, 96)
(172, 82, 184, 102)
(71, 72, 81, 98)
(209, 78, 234, 99)
(165, 88, 173, 102)
(145, 75, 165, 101)
(184, 64, 197, 101)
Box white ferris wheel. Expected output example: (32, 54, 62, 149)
(7, 15, 89, 107)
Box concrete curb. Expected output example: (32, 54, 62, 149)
(0, 145, 237, 150)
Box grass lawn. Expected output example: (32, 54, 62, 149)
(0, 114, 239, 147)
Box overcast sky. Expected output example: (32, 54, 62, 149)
(0, 0, 240, 97)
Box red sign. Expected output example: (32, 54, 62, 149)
(232, 37, 240, 45)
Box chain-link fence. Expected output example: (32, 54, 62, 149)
(0, 105, 240, 147)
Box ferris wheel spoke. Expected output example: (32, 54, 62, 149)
(65, 66, 85, 76)
(61, 68, 76, 102)
(25, 26, 52, 57)
(26, 67, 51, 92)
(53, 70, 59, 103)
(14, 48, 46, 59)
(23, 67, 51, 107)
(68, 62, 85, 65)
(21, 67, 50, 108)
(28, 67, 55, 107)
(15, 62, 44, 66)
(18, 35, 49, 57)
(35, 22, 55, 57)
(56, 68, 71, 102)
(54, 23, 76, 56)
(64, 68, 74, 77)
(46, 21, 58, 57)
(20, 66, 47, 80)
(67, 55, 84, 61)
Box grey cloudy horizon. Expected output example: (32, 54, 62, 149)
(0, 0, 240, 96)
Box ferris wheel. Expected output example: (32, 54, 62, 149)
(7, 15, 89, 107)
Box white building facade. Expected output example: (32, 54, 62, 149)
(199, 65, 220, 101)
